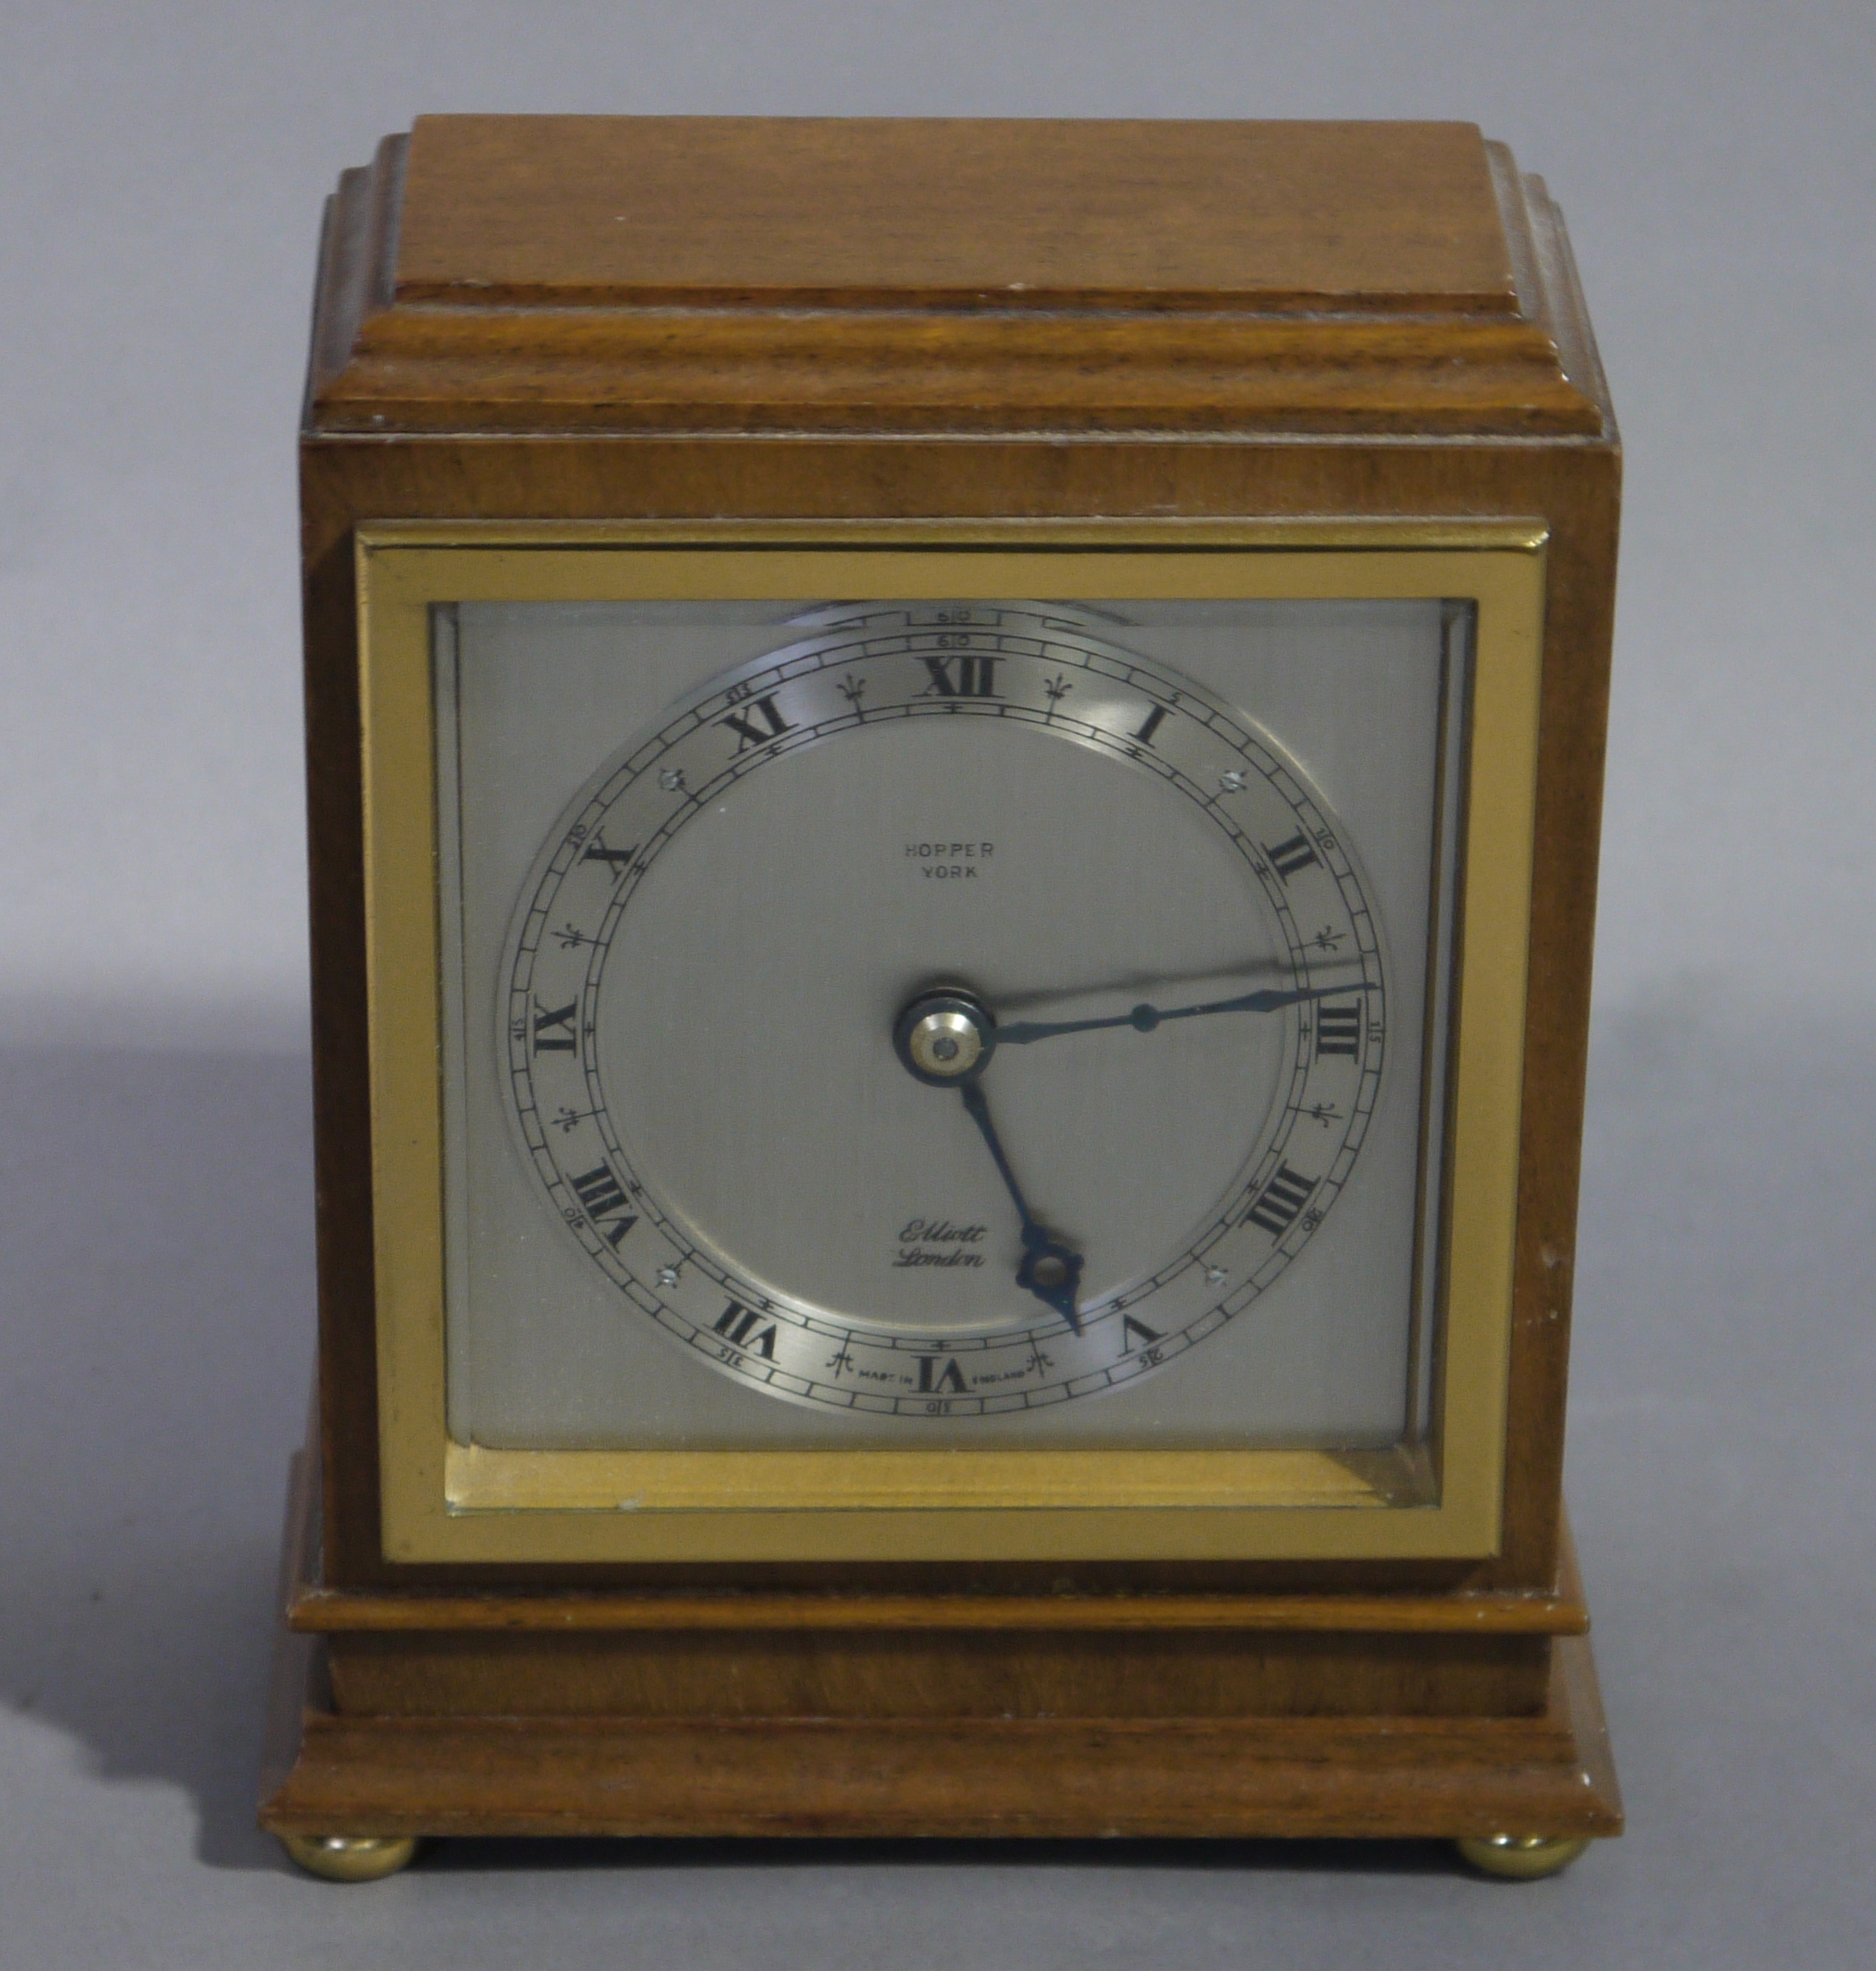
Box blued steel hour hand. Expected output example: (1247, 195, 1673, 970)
(995, 981, 1362, 1047)
(957, 1076, 1085, 1333)
(892, 988, 1084, 1334)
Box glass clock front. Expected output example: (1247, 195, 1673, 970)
(433, 596, 1467, 1453)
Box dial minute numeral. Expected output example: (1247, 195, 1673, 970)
(1263, 832, 1320, 881)
(1315, 1001, 1364, 1057)
(568, 1163, 638, 1247)
(718, 693, 796, 753)
(531, 999, 578, 1054)
(1245, 1163, 1318, 1236)
(918, 654, 999, 698)
(714, 1302, 778, 1358)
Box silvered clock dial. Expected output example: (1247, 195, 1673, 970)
(499, 606, 1387, 1419)
(437, 591, 1460, 1454)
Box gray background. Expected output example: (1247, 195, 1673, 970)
(1, 2, 1871, 1965)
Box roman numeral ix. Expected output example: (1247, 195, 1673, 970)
(531, 999, 577, 1054)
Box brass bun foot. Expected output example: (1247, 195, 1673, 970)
(1455, 1834, 1591, 1880)
(278, 1833, 421, 1882)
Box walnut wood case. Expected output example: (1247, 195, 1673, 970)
(262, 116, 1622, 1849)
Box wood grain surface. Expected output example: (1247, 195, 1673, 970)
(301, 438, 1616, 1599)
(278, 117, 1623, 1842)
(294, 115, 1615, 1651)
(306, 121, 1603, 436)
(393, 116, 1521, 311)
(259, 1621, 1622, 1842)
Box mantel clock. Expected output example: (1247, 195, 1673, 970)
(261, 115, 1623, 1881)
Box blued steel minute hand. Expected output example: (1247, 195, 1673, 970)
(995, 982, 1362, 1047)
(957, 1076, 1086, 1335)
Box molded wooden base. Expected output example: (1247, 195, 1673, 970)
(260, 1614, 1620, 1846)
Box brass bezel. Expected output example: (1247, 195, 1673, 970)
(358, 519, 1546, 1564)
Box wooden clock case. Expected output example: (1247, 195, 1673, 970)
(261, 116, 1623, 1859)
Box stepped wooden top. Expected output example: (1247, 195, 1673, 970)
(394, 116, 1520, 313)
(308, 115, 1609, 439)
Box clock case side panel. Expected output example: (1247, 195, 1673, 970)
(1490, 172, 1621, 1597)
(297, 139, 1618, 1604)
(300, 170, 387, 1581)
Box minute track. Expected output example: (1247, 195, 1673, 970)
(501, 604, 1388, 1419)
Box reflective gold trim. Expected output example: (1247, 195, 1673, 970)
(357, 516, 1549, 554)
(1455, 1836, 1593, 1880)
(358, 519, 1544, 1563)
(277, 1834, 422, 1884)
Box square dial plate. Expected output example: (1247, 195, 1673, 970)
(435, 596, 1465, 1454)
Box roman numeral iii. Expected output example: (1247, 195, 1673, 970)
(1245, 1163, 1318, 1236)
(1315, 1001, 1363, 1056)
